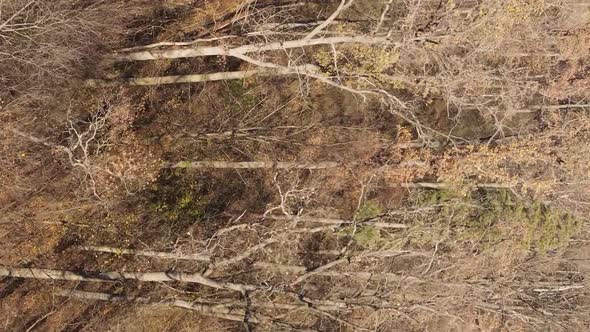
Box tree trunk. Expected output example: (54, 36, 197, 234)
(58, 288, 358, 317)
(58, 289, 251, 323)
(78, 246, 210, 262)
(261, 214, 408, 229)
(110, 36, 393, 61)
(167, 160, 343, 169)
(0, 266, 256, 293)
(86, 65, 316, 87)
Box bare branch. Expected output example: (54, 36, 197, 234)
(291, 258, 348, 286)
(203, 238, 279, 277)
(303, 0, 355, 41)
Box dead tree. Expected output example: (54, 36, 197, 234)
(108, 35, 393, 62)
(89, 0, 442, 138)
(78, 246, 211, 262)
(57, 289, 252, 323)
(167, 160, 343, 169)
(0, 0, 121, 107)
(0, 266, 257, 293)
(9, 102, 119, 198)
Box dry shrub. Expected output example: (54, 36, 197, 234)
(435, 112, 590, 213)
(314, 45, 400, 79)
(464, 0, 561, 50)
(156, 0, 251, 41)
(547, 28, 590, 102)
(94, 135, 161, 199)
(63, 89, 161, 199)
(385, 0, 568, 140)
(0, 0, 129, 110)
(381, 126, 433, 183)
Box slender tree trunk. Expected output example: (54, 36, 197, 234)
(109, 36, 393, 61)
(167, 160, 343, 169)
(0, 266, 257, 293)
(253, 261, 423, 280)
(78, 246, 210, 262)
(58, 288, 357, 316)
(261, 214, 408, 229)
(86, 65, 316, 87)
(58, 289, 252, 323)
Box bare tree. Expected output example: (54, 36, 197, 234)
(0, 0, 122, 108)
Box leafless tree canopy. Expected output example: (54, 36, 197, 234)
(0, 0, 122, 108)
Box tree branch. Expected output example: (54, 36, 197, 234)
(303, 0, 355, 41)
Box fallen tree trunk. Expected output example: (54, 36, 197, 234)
(78, 246, 211, 262)
(58, 288, 372, 326)
(168, 159, 424, 171)
(109, 35, 393, 61)
(57, 288, 357, 321)
(261, 214, 408, 229)
(0, 266, 257, 293)
(252, 260, 455, 288)
(58, 289, 252, 323)
(167, 160, 343, 169)
(85, 65, 316, 87)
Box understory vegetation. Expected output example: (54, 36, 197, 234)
(1, 0, 590, 331)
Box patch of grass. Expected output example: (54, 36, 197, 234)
(416, 189, 581, 251)
(470, 190, 579, 250)
(355, 200, 384, 221)
(334, 201, 386, 248)
(353, 226, 381, 248)
(337, 225, 382, 249)
(225, 80, 257, 112)
(174, 161, 193, 168)
(521, 201, 579, 250)
(147, 172, 207, 227)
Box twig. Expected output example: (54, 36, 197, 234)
(307, 306, 372, 332)
(373, 0, 394, 34)
(291, 258, 348, 286)
(532, 285, 584, 293)
(204, 238, 279, 277)
(421, 241, 440, 275)
(25, 297, 68, 332)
